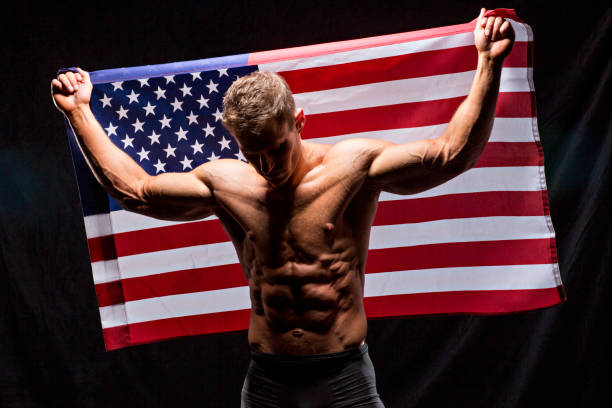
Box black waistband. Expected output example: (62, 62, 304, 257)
(250, 343, 368, 367)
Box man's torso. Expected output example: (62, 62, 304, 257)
(203, 140, 382, 354)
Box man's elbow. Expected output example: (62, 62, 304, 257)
(429, 139, 477, 177)
(104, 176, 150, 213)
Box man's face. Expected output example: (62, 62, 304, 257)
(236, 112, 303, 186)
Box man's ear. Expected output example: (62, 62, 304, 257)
(295, 108, 305, 132)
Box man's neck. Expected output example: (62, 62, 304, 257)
(284, 139, 317, 189)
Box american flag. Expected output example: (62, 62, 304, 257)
(64, 9, 564, 350)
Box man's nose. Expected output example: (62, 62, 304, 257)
(259, 155, 275, 175)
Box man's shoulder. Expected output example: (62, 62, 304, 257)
(192, 158, 256, 185)
(322, 138, 390, 162)
(192, 157, 249, 173)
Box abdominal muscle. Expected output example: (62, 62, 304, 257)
(246, 255, 369, 355)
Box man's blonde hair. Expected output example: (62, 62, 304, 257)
(222, 71, 295, 141)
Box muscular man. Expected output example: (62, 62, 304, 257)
(52, 9, 514, 407)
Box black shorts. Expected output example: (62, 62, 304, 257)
(241, 343, 385, 407)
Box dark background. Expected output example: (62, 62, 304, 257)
(2, 1, 611, 406)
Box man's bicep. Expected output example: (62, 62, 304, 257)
(128, 169, 216, 221)
(367, 138, 461, 195)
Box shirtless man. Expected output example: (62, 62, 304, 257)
(52, 9, 514, 407)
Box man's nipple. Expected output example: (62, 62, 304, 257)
(323, 223, 335, 232)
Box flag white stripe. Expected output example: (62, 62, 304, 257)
(92, 215, 552, 284)
(92, 241, 238, 284)
(380, 166, 544, 201)
(258, 20, 528, 72)
(368, 216, 552, 250)
(295, 68, 529, 115)
(84, 166, 545, 238)
(260, 32, 475, 73)
(364, 264, 558, 296)
(93, 259, 120, 285)
(308, 117, 537, 145)
(99, 262, 556, 329)
(99, 286, 251, 328)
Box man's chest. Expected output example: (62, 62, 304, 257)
(214, 164, 374, 261)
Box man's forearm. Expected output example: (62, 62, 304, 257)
(67, 105, 148, 201)
(437, 53, 503, 172)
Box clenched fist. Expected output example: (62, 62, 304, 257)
(474, 8, 515, 62)
(51, 68, 93, 115)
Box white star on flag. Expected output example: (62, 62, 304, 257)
(218, 68, 229, 77)
(105, 122, 118, 136)
(234, 150, 247, 162)
(164, 75, 175, 84)
(179, 83, 192, 97)
(212, 108, 223, 122)
(163, 144, 177, 158)
(235, 150, 247, 162)
(148, 130, 161, 145)
(136, 147, 150, 162)
(138, 78, 150, 87)
(153, 159, 166, 174)
(180, 156, 193, 170)
(154, 86, 166, 100)
(203, 123, 215, 137)
(191, 139, 204, 154)
(186, 111, 199, 125)
(207, 151, 220, 161)
(131, 118, 145, 133)
(111, 81, 123, 91)
(159, 115, 172, 129)
(175, 127, 189, 142)
(100, 94, 112, 108)
(191, 72, 202, 81)
(116, 105, 129, 120)
(218, 136, 231, 151)
(196, 95, 209, 109)
(170, 98, 184, 112)
(127, 90, 140, 104)
(142, 102, 156, 116)
(206, 79, 219, 94)
(121, 134, 134, 149)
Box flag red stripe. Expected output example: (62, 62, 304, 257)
(88, 218, 228, 262)
(279, 43, 529, 94)
(365, 238, 556, 274)
(373, 190, 546, 225)
(95, 238, 555, 306)
(248, 9, 522, 65)
(103, 309, 251, 351)
(363, 286, 562, 317)
(87, 235, 116, 264)
(102, 286, 559, 350)
(249, 23, 475, 66)
(89, 188, 545, 262)
(473, 142, 539, 167)
(96, 263, 247, 307)
(300, 92, 533, 140)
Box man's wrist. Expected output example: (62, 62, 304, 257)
(477, 52, 503, 71)
(67, 104, 93, 122)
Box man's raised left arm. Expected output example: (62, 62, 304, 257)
(367, 8, 515, 194)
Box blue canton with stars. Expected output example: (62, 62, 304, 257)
(90, 66, 258, 175)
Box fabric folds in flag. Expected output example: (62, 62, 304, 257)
(63, 8, 564, 350)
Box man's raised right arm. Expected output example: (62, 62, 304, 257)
(52, 68, 216, 220)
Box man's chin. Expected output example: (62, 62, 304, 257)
(265, 173, 290, 186)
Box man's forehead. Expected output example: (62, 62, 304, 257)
(237, 120, 290, 152)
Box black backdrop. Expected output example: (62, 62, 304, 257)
(2, 1, 611, 406)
